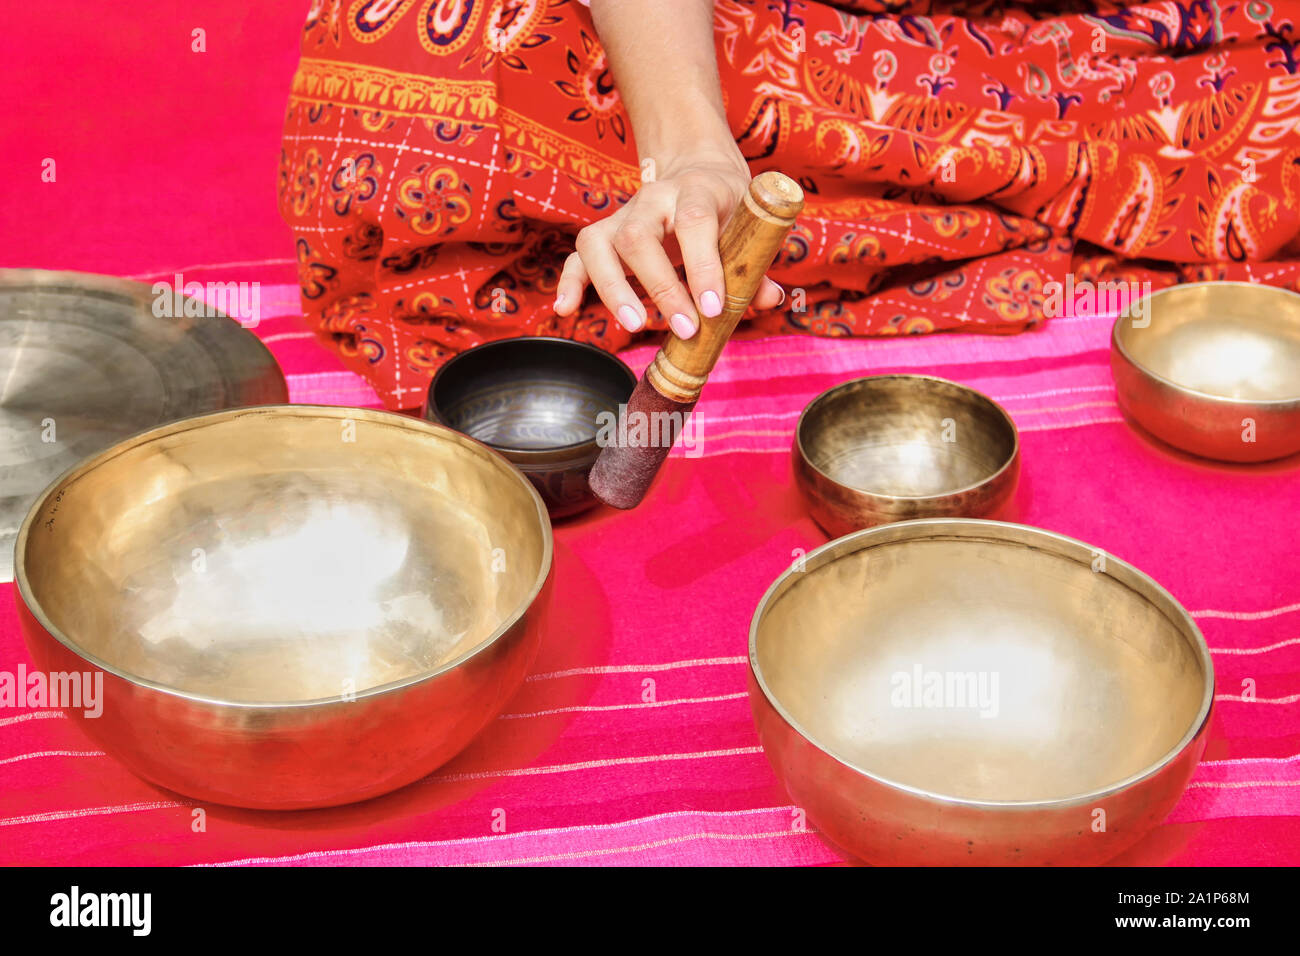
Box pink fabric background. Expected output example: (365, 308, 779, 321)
(1, 2, 1297, 865)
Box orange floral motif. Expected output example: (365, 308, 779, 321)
(330, 152, 383, 215)
(394, 164, 473, 235)
(393, 290, 463, 324)
(295, 238, 337, 300)
(407, 339, 457, 369)
(982, 268, 1045, 323)
(922, 209, 982, 240)
(554, 28, 625, 142)
(829, 231, 885, 265)
(284, 148, 324, 218)
(320, 292, 376, 332)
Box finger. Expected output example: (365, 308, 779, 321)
(574, 222, 646, 332)
(673, 185, 726, 319)
(554, 252, 588, 316)
(611, 217, 699, 339)
(751, 276, 785, 311)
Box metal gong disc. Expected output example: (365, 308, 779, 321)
(0, 269, 287, 581)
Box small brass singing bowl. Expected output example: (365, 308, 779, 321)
(425, 337, 637, 518)
(749, 519, 1214, 866)
(1111, 281, 1300, 462)
(15, 406, 552, 810)
(794, 375, 1019, 537)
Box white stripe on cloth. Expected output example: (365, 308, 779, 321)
(198, 805, 807, 867)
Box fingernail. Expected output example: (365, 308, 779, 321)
(772, 282, 786, 306)
(617, 304, 644, 332)
(553, 292, 567, 311)
(669, 312, 696, 339)
(700, 290, 722, 317)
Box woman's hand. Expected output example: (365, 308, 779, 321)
(555, 0, 784, 339)
(553, 148, 785, 339)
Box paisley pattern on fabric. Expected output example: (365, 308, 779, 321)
(279, 0, 1300, 409)
(417, 0, 484, 55)
(347, 0, 416, 43)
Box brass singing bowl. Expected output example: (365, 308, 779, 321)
(794, 375, 1019, 537)
(1111, 281, 1300, 461)
(15, 405, 552, 810)
(749, 519, 1213, 866)
(425, 337, 636, 518)
(0, 268, 287, 582)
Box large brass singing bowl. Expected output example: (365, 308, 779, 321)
(749, 520, 1213, 865)
(15, 406, 552, 810)
(1111, 281, 1300, 461)
(794, 375, 1019, 537)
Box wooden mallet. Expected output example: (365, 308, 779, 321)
(588, 171, 804, 510)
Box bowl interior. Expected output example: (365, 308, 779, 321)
(1116, 282, 1300, 402)
(799, 377, 1016, 498)
(18, 407, 549, 704)
(430, 338, 635, 452)
(752, 522, 1210, 803)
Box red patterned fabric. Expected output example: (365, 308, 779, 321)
(279, 0, 1300, 409)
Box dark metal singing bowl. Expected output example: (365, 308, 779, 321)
(15, 406, 552, 810)
(794, 375, 1020, 537)
(425, 337, 637, 518)
(1111, 281, 1300, 462)
(749, 519, 1214, 866)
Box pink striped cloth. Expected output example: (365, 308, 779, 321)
(1, 272, 1297, 866)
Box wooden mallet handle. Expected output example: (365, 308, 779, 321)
(647, 172, 804, 402)
(588, 171, 804, 510)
